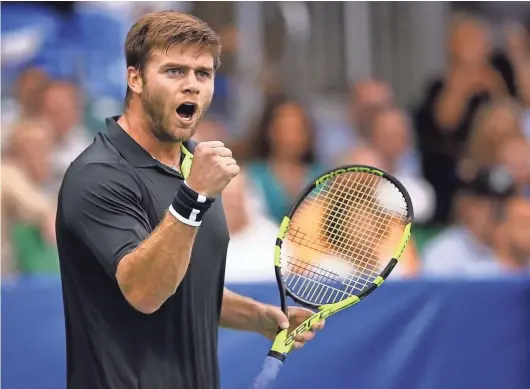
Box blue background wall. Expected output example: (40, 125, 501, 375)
(3, 276, 530, 389)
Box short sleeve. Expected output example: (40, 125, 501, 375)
(59, 162, 151, 279)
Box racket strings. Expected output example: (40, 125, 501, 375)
(285, 258, 350, 304)
(281, 172, 408, 305)
(284, 226, 363, 305)
(286, 225, 330, 256)
(324, 175, 406, 293)
(317, 173, 389, 293)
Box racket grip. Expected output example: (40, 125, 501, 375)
(248, 355, 285, 389)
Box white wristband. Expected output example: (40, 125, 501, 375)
(168, 204, 202, 227)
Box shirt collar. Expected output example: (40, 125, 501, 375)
(104, 116, 193, 178)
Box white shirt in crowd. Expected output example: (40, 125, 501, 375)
(224, 215, 278, 284)
(422, 226, 504, 278)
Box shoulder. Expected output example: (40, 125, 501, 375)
(58, 161, 147, 232)
(1, 160, 22, 179)
(423, 227, 466, 253)
(64, 132, 141, 187)
(422, 227, 472, 272)
(309, 164, 328, 177)
(59, 159, 144, 214)
(246, 161, 268, 176)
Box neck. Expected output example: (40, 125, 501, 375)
(382, 156, 397, 174)
(118, 104, 182, 167)
(270, 155, 303, 166)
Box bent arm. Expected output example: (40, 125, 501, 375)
(117, 213, 197, 313)
(220, 288, 263, 331)
(433, 83, 471, 132)
(61, 162, 199, 314)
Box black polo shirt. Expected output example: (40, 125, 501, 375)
(56, 117, 229, 389)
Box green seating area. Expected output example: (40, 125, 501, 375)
(11, 223, 60, 275)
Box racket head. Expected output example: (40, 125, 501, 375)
(273, 165, 413, 310)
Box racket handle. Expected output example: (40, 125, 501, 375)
(249, 355, 285, 389)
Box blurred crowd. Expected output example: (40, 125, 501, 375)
(2, 5, 530, 282)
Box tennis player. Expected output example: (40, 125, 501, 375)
(56, 11, 323, 389)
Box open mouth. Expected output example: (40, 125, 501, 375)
(176, 102, 197, 121)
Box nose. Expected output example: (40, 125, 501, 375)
(182, 72, 200, 95)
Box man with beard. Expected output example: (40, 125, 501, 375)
(491, 196, 530, 273)
(55, 11, 322, 389)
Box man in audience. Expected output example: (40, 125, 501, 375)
(39, 80, 93, 193)
(1, 67, 50, 142)
(423, 166, 517, 277)
(349, 79, 395, 140)
(339, 108, 436, 224)
(223, 169, 277, 283)
(491, 196, 530, 273)
(337, 146, 422, 278)
(316, 78, 394, 166)
(494, 138, 530, 196)
(369, 107, 421, 177)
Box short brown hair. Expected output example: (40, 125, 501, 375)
(124, 11, 221, 105)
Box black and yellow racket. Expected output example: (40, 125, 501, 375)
(248, 165, 414, 389)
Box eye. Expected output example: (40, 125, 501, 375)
(166, 68, 184, 76)
(196, 70, 211, 79)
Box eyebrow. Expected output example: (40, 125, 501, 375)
(161, 62, 214, 73)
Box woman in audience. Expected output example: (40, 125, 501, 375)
(245, 95, 324, 223)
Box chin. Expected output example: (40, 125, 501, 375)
(171, 125, 196, 143)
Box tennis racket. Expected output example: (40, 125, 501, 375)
(248, 165, 414, 389)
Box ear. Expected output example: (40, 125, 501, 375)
(127, 66, 144, 96)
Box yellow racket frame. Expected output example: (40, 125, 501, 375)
(268, 165, 413, 356)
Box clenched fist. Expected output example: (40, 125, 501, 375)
(186, 141, 240, 198)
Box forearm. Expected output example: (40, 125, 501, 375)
(220, 288, 264, 331)
(116, 213, 197, 313)
(434, 87, 469, 132)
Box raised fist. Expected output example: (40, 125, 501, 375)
(186, 141, 240, 198)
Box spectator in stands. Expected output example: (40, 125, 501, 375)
(490, 196, 530, 273)
(314, 78, 394, 166)
(349, 79, 395, 140)
(39, 80, 93, 194)
(422, 166, 517, 277)
(4, 119, 55, 194)
(1, 120, 58, 276)
(494, 138, 530, 196)
(460, 99, 526, 180)
(339, 108, 436, 224)
(505, 22, 530, 135)
(223, 170, 277, 283)
(1, 67, 50, 143)
(414, 14, 511, 225)
(339, 146, 421, 278)
(246, 95, 324, 223)
(367, 107, 421, 177)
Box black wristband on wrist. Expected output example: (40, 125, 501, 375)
(169, 181, 215, 227)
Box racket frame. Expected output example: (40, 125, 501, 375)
(269, 165, 414, 358)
